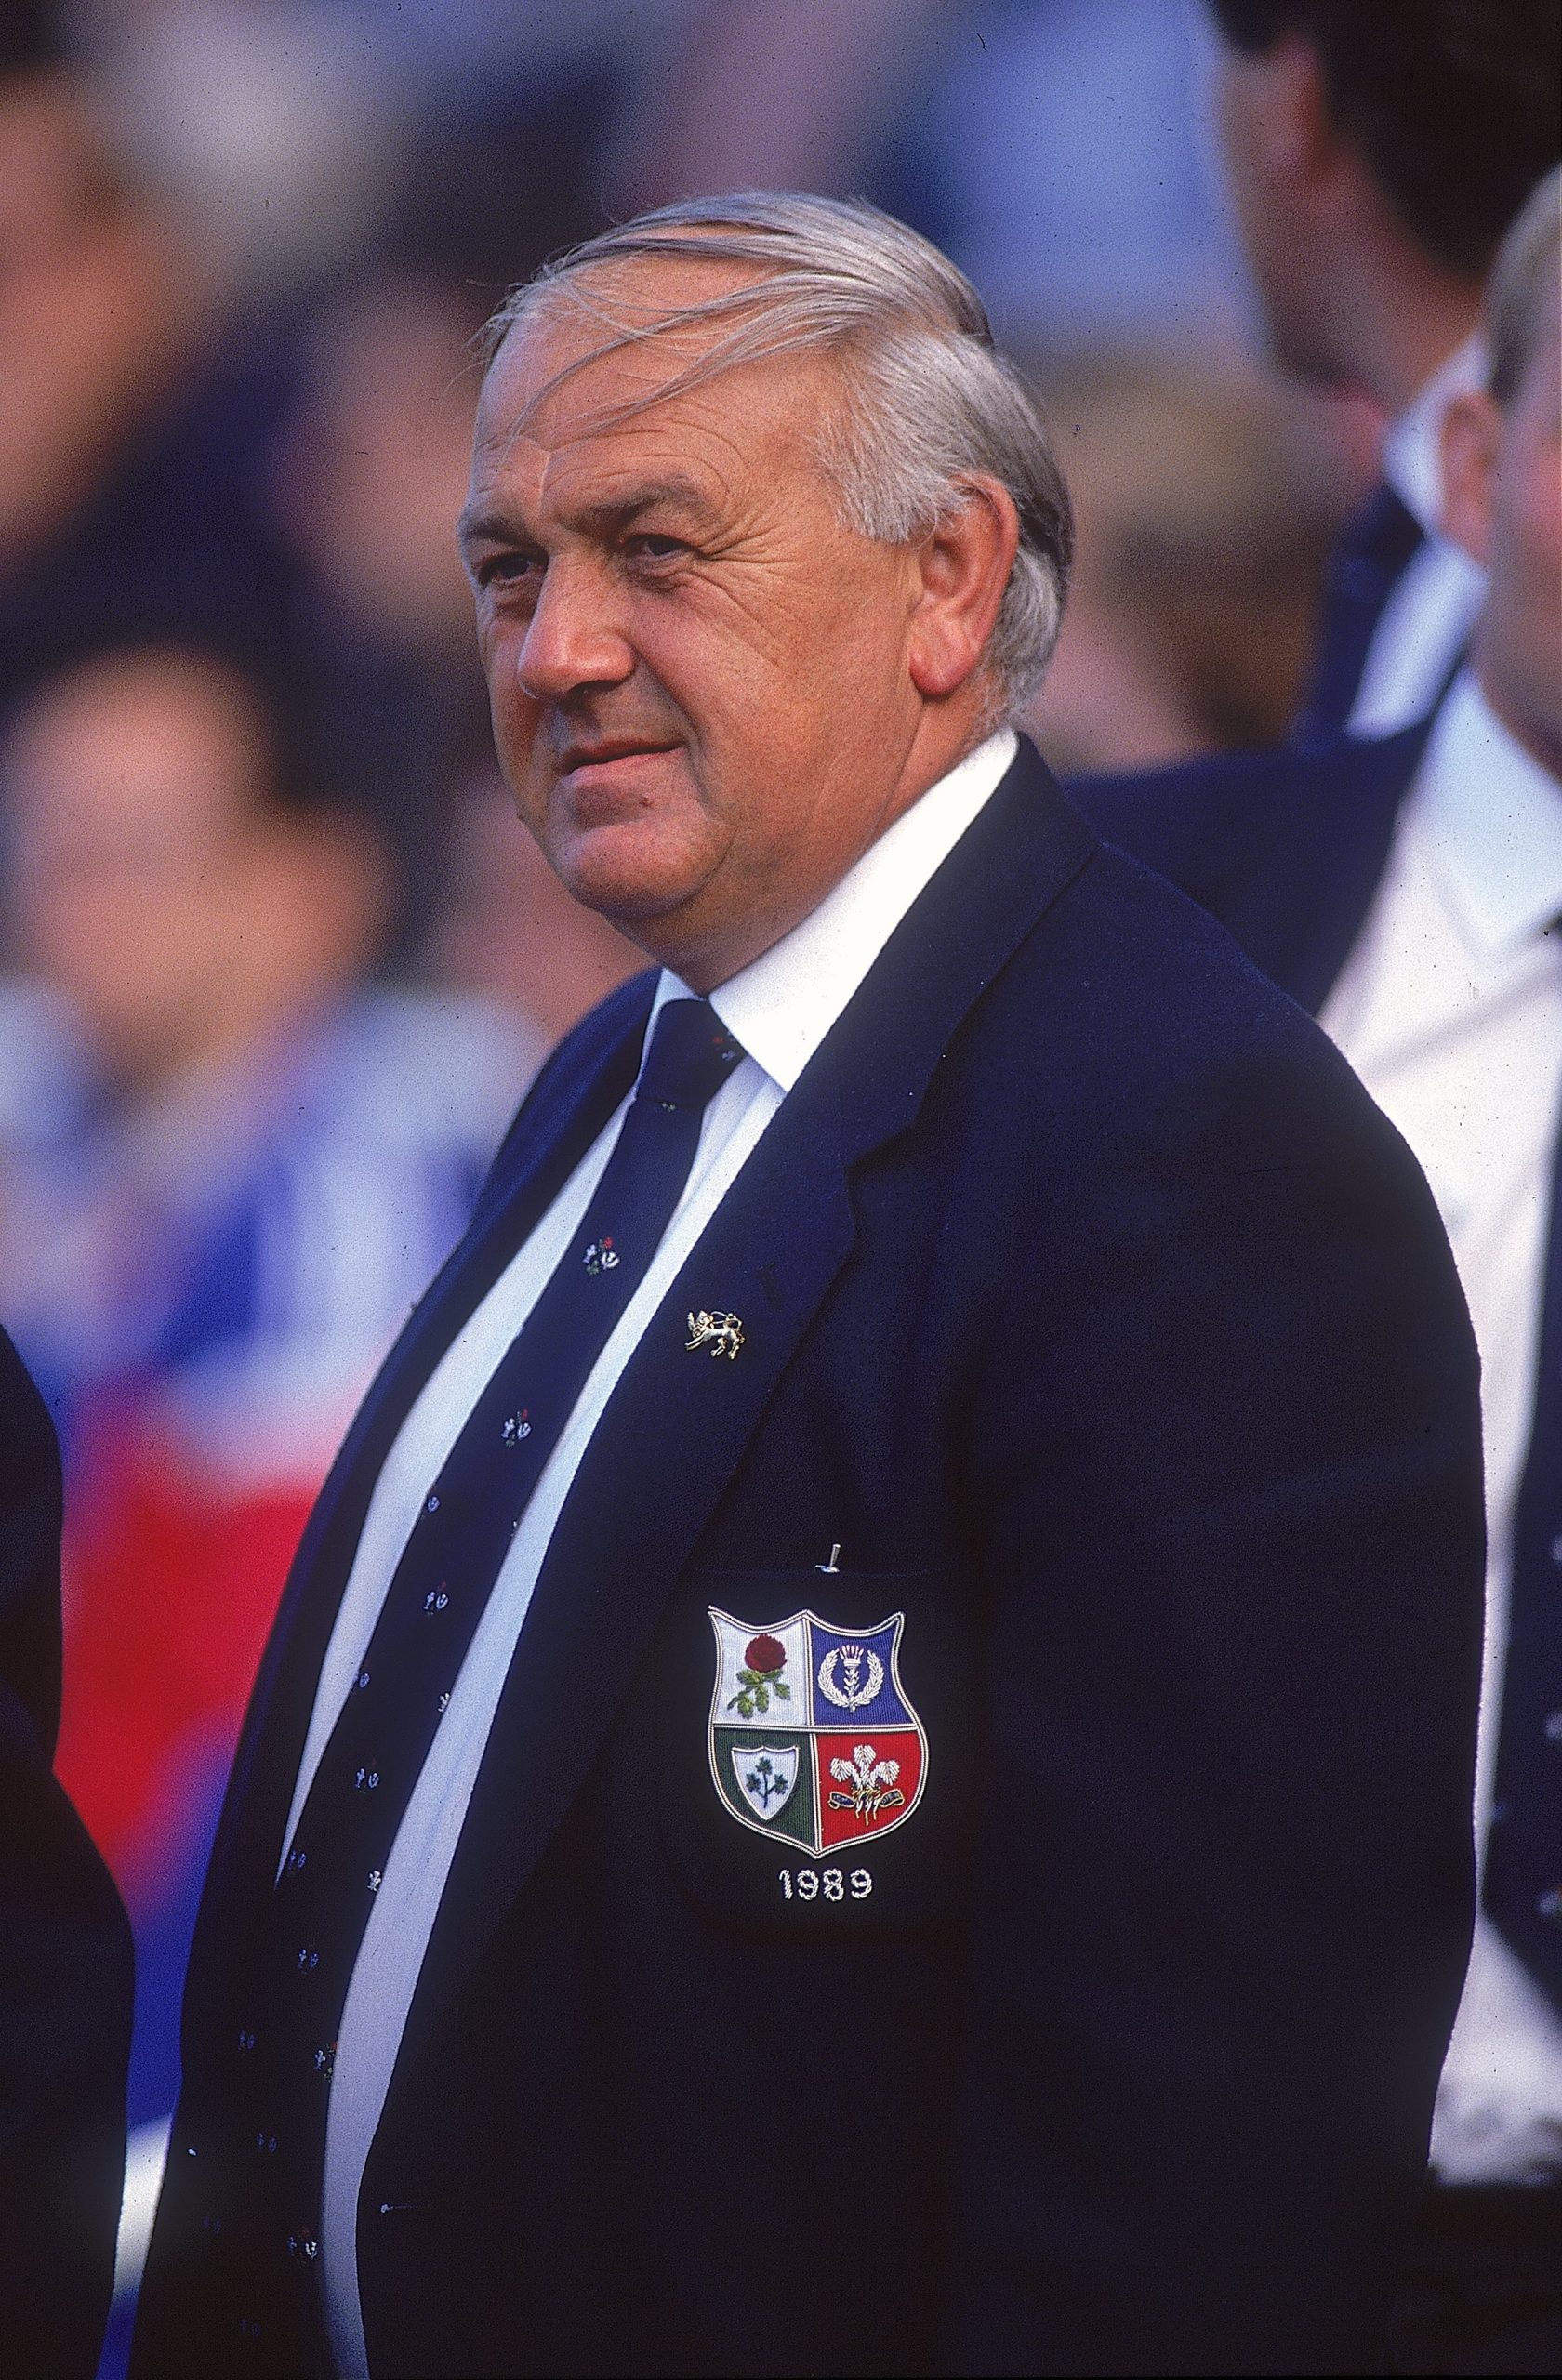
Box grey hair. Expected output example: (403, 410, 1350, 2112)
(1487, 166, 1561, 407)
(481, 192, 1074, 718)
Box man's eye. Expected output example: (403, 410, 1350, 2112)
(477, 552, 537, 588)
(626, 534, 684, 562)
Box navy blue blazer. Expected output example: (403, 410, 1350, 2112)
(1070, 721, 1432, 1017)
(137, 739, 1483, 2378)
(0, 1327, 132, 2378)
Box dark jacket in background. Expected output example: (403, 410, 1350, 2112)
(1072, 720, 1432, 1013)
(0, 1325, 133, 2378)
(1075, 713, 1562, 2025)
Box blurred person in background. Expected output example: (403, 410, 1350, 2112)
(0, 7, 299, 733)
(1207, 0, 1561, 742)
(1024, 351, 1344, 774)
(271, 270, 486, 718)
(0, 1321, 131, 2378)
(880, 0, 1247, 354)
(77, 0, 695, 311)
(265, 267, 497, 946)
(1078, 166, 1562, 2374)
(0, 637, 538, 2343)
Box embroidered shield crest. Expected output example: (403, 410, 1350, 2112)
(707, 1607, 927, 1854)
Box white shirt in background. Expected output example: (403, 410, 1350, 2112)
(1320, 672, 1562, 2183)
(1348, 333, 1489, 739)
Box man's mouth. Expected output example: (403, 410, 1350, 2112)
(557, 740, 681, 782)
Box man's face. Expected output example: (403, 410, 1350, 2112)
(460, 264, 932, 988)
(1478, 280, 1562, 775)
(3, 654, 271, 1086)
(1445, 275, 1562, 777)
(1212, 41, 1323, 383)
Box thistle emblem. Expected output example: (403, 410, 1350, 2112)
(686, 1308, 744, 1359)
(816, 1642, 884, 1712)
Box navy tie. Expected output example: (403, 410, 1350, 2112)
(1294, 481, 1424, 746)
(215, 995, 744, 2360)
(1483, 1022, 1562, 2014)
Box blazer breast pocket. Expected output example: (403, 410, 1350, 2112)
(657, 1564, 981, 1938)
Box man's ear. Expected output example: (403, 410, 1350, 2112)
(1225, 35, 1355, 220)
(1440, 390, 1502, 567)
(906, 477, 1019, 701)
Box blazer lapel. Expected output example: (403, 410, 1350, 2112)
(184, 977, 658, 2030)
(399, 742, 1098, 2062)
(1213, 723, 1429, 1015)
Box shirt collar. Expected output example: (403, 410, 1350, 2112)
(648, 728, 1019, 1092)
(1414, 670, 1562, 959)
(1382, 329, 1488, 537)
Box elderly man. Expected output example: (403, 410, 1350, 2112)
(134, 195, 1482, 2380)
(1207, 0, 1559, 742)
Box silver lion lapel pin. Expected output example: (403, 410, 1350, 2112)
(686, 1308, 745, 1360)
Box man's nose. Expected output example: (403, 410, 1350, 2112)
(515, 558, 633, 703)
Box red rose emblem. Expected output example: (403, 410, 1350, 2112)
(745, 1633, 786, 1675)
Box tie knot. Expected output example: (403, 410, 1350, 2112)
(634, 998, 744, 1111)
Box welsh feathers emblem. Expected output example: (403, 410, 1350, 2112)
(707, 1608, 927, 1854)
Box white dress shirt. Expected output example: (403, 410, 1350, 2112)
(1319, 673, 1562, 2183)
(281, 728, 1019, 2378)
(1347, 333, 1488, 738)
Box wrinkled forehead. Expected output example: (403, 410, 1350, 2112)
(474, 250, 808, 462)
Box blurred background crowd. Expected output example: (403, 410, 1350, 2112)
(0, 0, 1541, 2363)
